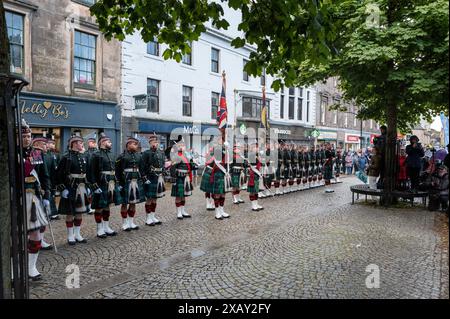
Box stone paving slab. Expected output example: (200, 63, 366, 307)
(30, 177, 449, 299)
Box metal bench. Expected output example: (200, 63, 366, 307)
(350, 184, 428, 206)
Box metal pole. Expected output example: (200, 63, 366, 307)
(360, 119, 363, 150)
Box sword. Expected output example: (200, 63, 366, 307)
(44, 202, 58, 253)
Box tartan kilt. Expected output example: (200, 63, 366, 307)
(247, 176, 260, 194)
(209, 170, 226, 195)
(58, 182, 90, 215)
(92, 178, 123, 209)
(200, 167, 213, 193)
(171, 176, 193, 197)
(144, 174, 166, 199)
(121, 178, 144, 204)
(324, 164, 334, 181)
(231, 172, 241, 189)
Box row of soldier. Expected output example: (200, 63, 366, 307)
(21, 118, 343, 280)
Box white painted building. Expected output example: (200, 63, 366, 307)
(120, 6, 317, 158)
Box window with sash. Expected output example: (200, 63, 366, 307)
(147, 78, 159, 112)
(211, 48, 219, 73)
(183, 86, 193, 116)
(74, 30, 96, 86)
(5, 11, 24, 74)
(211, 92, 219, 120)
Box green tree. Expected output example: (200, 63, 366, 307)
(91, 0, 448, 202)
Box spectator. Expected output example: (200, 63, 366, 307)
(368, 147, 382, 192)
(345, 152, 353, 175)
(357, 150, 368, 173)
(428, 165, 449, 212)
(444, 144, 450, 170)
(405, 135, 425, 191)
(352, 151, 360, 173)
(397, 148, 408, 191)
(375, 125, 387, 187)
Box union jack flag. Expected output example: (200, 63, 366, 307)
(217, 72, 227, 129)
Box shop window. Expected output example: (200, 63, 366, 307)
(6, 11, 24, 75)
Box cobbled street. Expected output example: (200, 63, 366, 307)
(30, 176, 449, 299)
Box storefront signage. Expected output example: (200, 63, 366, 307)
(346, 134, 360, 143)
(310, 129, 320, 138)
(274, 128, 291, 135)
(183, 125, 200, 135)
(318, 131, 337, 140)
(134, 94, 147, 109)
(240, 123, 247, 135)
(20, 100, 70, 120)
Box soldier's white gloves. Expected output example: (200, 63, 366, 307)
(117, 186, 123, 191)
(145, 180, 151, 185)
(86, 188, 92, 196)
(94, 189, 102, 194)
(61, 189, 69, 198)
(42, 199, 50, 208)
(223, 141, 229, 148)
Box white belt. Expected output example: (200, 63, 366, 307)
(124, 168, 139, 172)
(101, 171, 115, 175)
(70, 174, 86, 178)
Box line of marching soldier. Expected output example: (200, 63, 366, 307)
(21, 116, 343, 280)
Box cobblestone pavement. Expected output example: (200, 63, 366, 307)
(30, 176, 449, 299)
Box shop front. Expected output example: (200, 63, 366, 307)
(137, 119, 220, 161)
(317, 130, 338, 146)
(20, 92, 121, 154)
(235, 120, 313, 147)
(345, 133, 362, 151)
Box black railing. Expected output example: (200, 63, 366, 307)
(0, 73, 29, 299)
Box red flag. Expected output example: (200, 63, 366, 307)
(217, 72, 227, 129)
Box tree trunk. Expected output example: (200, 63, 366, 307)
(383, 101, 398, 205)
(0, 1, 12, 299)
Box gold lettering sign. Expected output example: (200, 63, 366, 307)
(21, 100, 70, 120)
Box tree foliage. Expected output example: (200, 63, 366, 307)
(91, 0, 449, 131)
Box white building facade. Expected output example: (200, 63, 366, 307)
(120, 7, 317, 157)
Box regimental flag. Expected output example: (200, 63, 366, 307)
(217, 71, 228, 129)
(260, 86, 269, 129)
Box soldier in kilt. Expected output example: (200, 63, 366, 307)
(45, 138, 60, 221)
(281, 144, 292, 194)
(274, 142, 283, 195)
(142, 134, 166, 226)
(289, 143, 298, 192)
(205, 139, 230, 220)
(170, 139, 193, 220)
(21, 121, 51, 280)
(324, 143, 335, 193)
(262, 142, 275, 197)
(247, 141, 264, 211)
(231, 142, 246, 205)
(334, 148, 343, 183)
(56, 134, 90, 245)
(296, 145, 304, 190)
(116, 137, 144, 231)
(318, 144, 326, 186)
(31, 138, 54, 251)
(86, 137, 98, 215)
(200, 146, 215, 211)
(89, 133, 121, 238)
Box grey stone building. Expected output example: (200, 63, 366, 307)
(4, 0, 122, 153)
(314, 77, 380, 151)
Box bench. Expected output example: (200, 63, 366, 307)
(350, 184, 428, 206)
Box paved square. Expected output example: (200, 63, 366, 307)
(30, 177, 449, 299)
